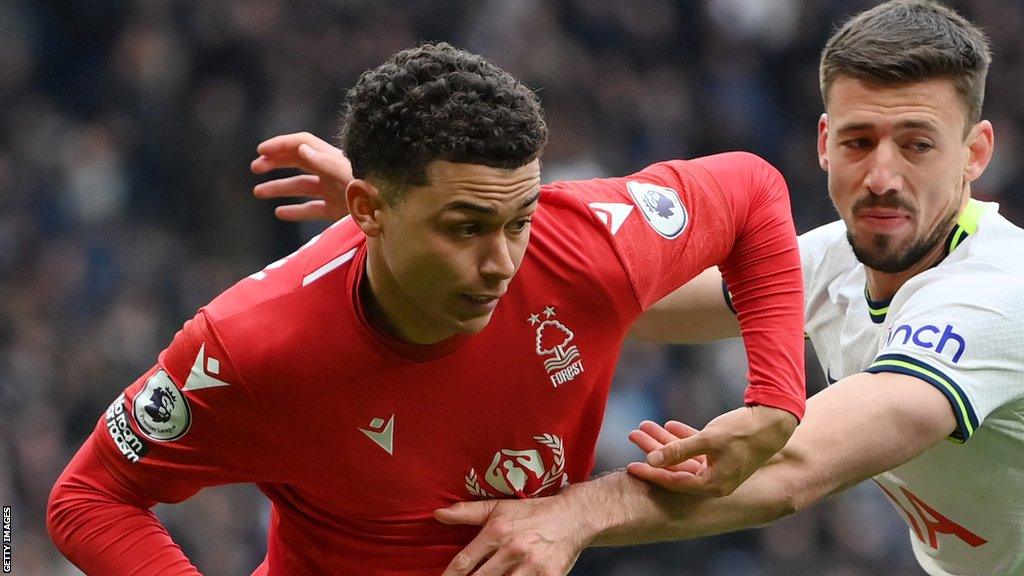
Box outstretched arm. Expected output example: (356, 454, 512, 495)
(621, 370, 956, 540)
(434, 370, 956, 575)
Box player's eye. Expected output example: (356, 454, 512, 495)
(452, 223, 481, 237)
(506, 218, 532, 234)
(905, 140, 934, 153)
(842, 137, 872, 149)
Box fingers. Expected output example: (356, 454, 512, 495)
(628, 424, 703, 475)
(251, 133, 353, 183)
(274, 201, 330, 222)
(627, 428, 663, 453)
(625, 462, 699, 492)
(256, 132, 343, 157)
(254, 175, 326, 199)
(648, 429, 713, 468)
(439, 533, 494, 576)
(663, 420, 700, 439)
(638, 420, 680, 445)
(461, 550, 515, 576)
(434, 500, 497, 526)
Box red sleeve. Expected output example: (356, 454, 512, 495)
(47, 437, 202, 575)
(48, 311, 274, 572)
(552, 152, 804, 419)
(690, 152, 805, 419)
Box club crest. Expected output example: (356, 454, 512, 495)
(527, 306, 585, 387)
(465, 434, 568, 499)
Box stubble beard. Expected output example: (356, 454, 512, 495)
(846, 202, 960, 274)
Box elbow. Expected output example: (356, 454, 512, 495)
(773, 468, 829, 519)
(46, 477, 70, 553)
(46, 472, 80, 555)
(755, 460, 828, 524)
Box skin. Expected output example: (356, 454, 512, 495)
(348, 160, 541, 344)
(428, 76, 996, 575)
(819, 76, 993, 300)
(249, 132, 800, 575)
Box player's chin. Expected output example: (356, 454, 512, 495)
(454, 312, 497, 334)
(446, 306, 499, 335)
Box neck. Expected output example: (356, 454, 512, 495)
(362, 243, 451, 346)
(865, 194, 972, 301)
(864, 239, 947, 301)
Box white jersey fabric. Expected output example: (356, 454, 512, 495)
(800, 199, 1024, 576)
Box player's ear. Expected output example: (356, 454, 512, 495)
(964, 119, 994, 183)
(347, 179, 385, 237)
(817, 113, 830, 172)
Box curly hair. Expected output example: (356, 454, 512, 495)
(340, 42, 548, 205)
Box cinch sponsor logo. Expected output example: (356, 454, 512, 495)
(886, 323, 966, 363)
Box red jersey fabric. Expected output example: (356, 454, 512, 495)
(48, 153, 804, 575)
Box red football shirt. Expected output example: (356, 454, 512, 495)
(48, 153, 803, 575)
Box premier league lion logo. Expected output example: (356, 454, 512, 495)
(132, 370, 191, 442)
(144, 386, 177, 423)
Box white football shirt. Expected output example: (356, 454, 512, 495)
(800, 199, 1024, 576)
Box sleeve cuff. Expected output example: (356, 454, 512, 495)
(865, 353, 979, 443)
(744, 387, 805, 422)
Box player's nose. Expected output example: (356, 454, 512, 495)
(864, 143, 904, 195)
(479, 233, 516, 281)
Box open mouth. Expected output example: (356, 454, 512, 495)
(460, 293, 501, 311)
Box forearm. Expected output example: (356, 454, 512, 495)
(569, 468, 795, 547)
(693, 153, 805, 419)
(48, 440, 201, 575)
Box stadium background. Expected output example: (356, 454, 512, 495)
(3, 1, 1023, 574)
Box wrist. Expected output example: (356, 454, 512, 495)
(565, 471, 682, 547)
(751, 405, 798, 449)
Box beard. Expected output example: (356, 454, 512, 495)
(846, 196, 960, 274)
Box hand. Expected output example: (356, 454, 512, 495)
(250, 132, 352, 222)
(627, 406, 797, 496)
(434, 495, 593, 576)
(626, 420, 704, 490)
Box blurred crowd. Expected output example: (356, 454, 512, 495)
(3, 1, 1024, 574)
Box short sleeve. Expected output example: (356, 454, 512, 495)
(865, 272, 1024, 442)
(798, 220, 848, 297)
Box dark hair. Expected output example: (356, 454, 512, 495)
(820, 0, 991, 130)
(340, 42, 547, 205)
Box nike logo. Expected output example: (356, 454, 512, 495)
(182, 344, 231, 391)
(359, 415, 394, 455)
(826, 368, 839, 385)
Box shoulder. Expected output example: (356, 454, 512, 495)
(799, 219, 856, 293)
(798, 219, 849, 268)
(539, 157, 742, 240)
(203, 217, 366, 322)
(957, 203, 1024, 273)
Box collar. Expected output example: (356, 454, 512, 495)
(864, 198, 986, 324)
(348, 245, 471, 363)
